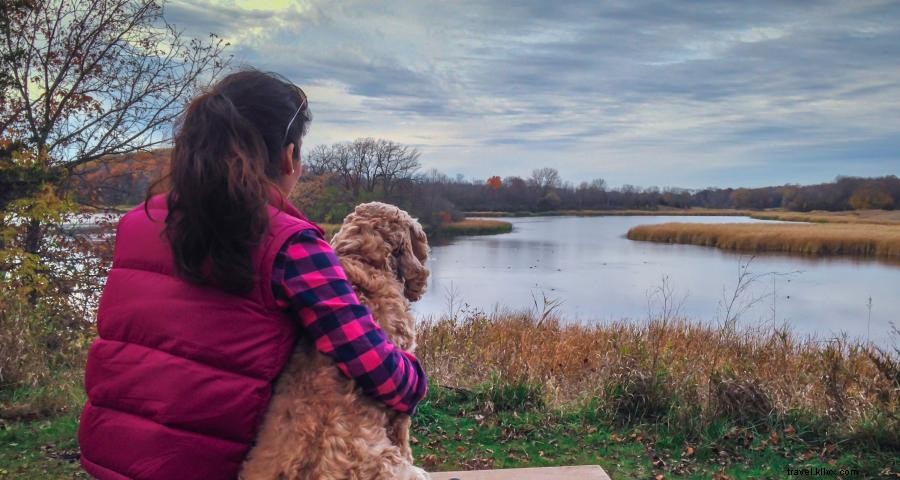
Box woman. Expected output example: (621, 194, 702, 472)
(77, 69, 428, 480)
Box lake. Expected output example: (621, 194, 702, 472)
(413, 216, 899, 347)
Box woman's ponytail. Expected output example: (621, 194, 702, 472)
(148, 69, 309, 294)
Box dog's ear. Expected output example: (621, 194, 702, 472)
(398, 219, 429, 301)
(409, 218, 429, 264)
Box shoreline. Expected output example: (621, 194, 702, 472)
(465, 208, 900, 225)
(321, 218, 514, 241)
(463, 209, 900, 261)
(465, 208, 754, 218)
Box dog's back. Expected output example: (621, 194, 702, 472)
(240, 202, 429, 480)
(241, 262, 420, 480)
(241, 337, 411, 479)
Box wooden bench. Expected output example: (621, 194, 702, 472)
(430, 466, 611, 479)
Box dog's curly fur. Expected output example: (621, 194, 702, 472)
(240, 202, 430, 480)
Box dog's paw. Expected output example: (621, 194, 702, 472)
(408, 465, 431, 480)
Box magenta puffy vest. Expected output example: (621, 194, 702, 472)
(78, 193, 322, 480)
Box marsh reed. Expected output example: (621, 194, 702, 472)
(415, 306, 899, 448)
(627, 222, 900, 260)
(438, 219, 513, 236)
(749, 209, 900, 225)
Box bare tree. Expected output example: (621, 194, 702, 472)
(1, 0, 229, 170)
(0, 0, 229, 309)
(590, 177, 607, 191)
(306, 142, 357, 195)
(304, 144, 335, 176)
(0, 1, 27, 107)
(307, 138, 420, 196)
(374, 139, 420, 195)
(421, 168, 450, 185)
(348, 138, 376, 196)
(528, 167, 562, 192)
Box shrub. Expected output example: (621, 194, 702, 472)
(0, 288, 91, 416)
(473, 374, 545, 413)
(416, 309, 900, 450)
(608, 367, 674, 424)
(710, 373, 773, 426)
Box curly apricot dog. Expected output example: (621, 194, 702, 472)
(240, 202, 430, 480)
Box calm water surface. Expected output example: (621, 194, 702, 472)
(413, 216, 899, 347)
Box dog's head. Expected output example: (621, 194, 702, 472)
(331, 202, 430, 301)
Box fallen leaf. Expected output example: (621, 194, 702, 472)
(421, 454, 438, 468)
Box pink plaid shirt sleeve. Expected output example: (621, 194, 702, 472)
(271, 229, 428, 415)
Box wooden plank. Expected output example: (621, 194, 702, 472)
(429, 465, 611, 480)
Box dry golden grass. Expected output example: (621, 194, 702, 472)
(750, 209, 900, 225)
(416, 309, 899, 442)
(439, 219, 513, 236)
(627, 222, 900, 259)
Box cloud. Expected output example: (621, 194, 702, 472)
(165, 0, 900, 188)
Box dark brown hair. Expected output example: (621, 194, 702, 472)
(147, 69, 310, 294)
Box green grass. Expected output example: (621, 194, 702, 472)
(0, 384, 896, 479)
(414, 385, 898, 479)
(0, 415, 86, 479)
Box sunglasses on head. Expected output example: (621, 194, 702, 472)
(282, 90, 308, 145)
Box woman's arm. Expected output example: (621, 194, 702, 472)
(271, 229, 428, 415)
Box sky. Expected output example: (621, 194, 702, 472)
(165, 0, 900, 189)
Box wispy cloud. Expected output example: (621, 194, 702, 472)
(166, 0, 900, 188)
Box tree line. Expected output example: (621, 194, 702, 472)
(69, 146, 899, 232)
(432, 170, 899, 213)
(288, 149, 900, 230)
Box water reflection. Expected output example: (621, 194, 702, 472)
(414, 216, 899, 347)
